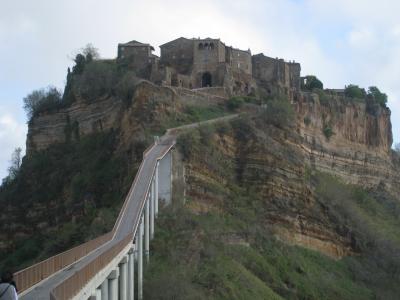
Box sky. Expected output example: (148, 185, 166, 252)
(1, 0, 400, 180)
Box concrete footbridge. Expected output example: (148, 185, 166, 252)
(15, 114, 238, 300)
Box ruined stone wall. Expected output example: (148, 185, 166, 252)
(229, 48, 252, 75)
(160, 38, 194, 74)
(118, 45, 152, 76)
(252, 54, 301, 91)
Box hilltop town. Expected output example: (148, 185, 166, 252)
(117, 37, 300, 98)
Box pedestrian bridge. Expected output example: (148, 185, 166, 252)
(13, 115, 238, 300)
(17, 133, 175, 300)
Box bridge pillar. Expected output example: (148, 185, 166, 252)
(145, 198, 150, 263)
(138, 216, 144, 300)
(155, 161, 159, 217)
(88, 288, 102, 300)
(150, 183, 155, 240)
(100, 278, 109, 300)
(107, 269, 119, 300)
(119, 255, 128, 300)
(96, 288, 102, 300)
(128, 247, 135, 300)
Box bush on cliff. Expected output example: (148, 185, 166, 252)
(23, 86, 63, 118)
(367, 86, 388, 107)
(302, 75, 323, 91)
(262, 97, 295, 128)
(345, 84, 366, 99)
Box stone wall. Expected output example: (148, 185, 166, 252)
(160, 37, 194, 74)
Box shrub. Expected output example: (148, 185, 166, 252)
(177, 131, 201, 160)
(367, 86, 388, 107)
(23, 86, 63, 118)
(75, 61, 117, 102)
(262, 97, 295, 128)
(314, 89, 330, 105)
(226, 97, 244, 111)
(345, 85, 366, 99)
(302, 75, 323, 91)
(115, 71, 139, 107)
(323, 124, 333, 140)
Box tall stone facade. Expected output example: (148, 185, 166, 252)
(117, 37, 301, 97)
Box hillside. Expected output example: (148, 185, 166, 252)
(1, 45, 400, 299)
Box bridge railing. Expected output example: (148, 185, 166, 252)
(48, 140, 173, 299)
(13, 142, 156, 295)
(49, 234, 132, 300)
(14, 231, 112, 294)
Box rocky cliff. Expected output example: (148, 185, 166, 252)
(24, 84, 399, 261)
(179, 90, 399, 259)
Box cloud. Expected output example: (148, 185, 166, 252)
(0, 0, 399, 182)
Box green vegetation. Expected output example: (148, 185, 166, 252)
(323, 124, 334, 140)
(345, 84, 366, 100)
(226, 97, 244, 111)
(0, 130, 143, 271)
(23, 86, 63, 118)
(314, 88, 330, 105)
(262, 97, 295, 128)
(367, 86, 388, 107)
(149, 118, 400, 299)
(302, 75, 323, 91)
(345, 85, 388, 108)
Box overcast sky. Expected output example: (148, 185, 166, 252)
(1, 0, 400, 180)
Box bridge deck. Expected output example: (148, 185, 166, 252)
(21, 137, 175, 300)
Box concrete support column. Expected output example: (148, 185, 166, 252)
(107, 269, 119, 300)
(119, 256, 128, 300)
(88, 288, 101, 300)
(100, 279, 109, 300)
(138, 217, 144, 300)
(150, 185, 155, 240)
(155, 161, 159, 217)
(145, 198, 150, 263)
(96, 288, 102, 300)
(128, 247, 135, 300)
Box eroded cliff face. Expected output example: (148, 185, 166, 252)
(25, 85, 398, 259)
(182, 92, 398, 259)
(26, 82, 178, 153)
(294, 92, 399, 196)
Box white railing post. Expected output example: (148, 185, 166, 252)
(119, 256, 128, 300)
(145, 198, 150, 263)
(155, 161, 159, 217)
(128, 247, 134, 300)
(150, 185, 155, 240)
(138, 216, 144, 300)
(107, 269, 119, 300)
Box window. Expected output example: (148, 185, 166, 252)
(121, 47, 125, 51)
(238, 63, 240, 68)
(210, 43, 214, 50)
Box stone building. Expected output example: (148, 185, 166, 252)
(117, 37, 301, 97)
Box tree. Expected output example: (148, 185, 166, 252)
(262, 97, 295, 128)
(302, 75, 323, 91)
(81, 43, 100, 61)
(7, 147, 22, 180)
(368, 86, 388, 107)
(345, 84, 366, 99)
(23, 86, 63, 119)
